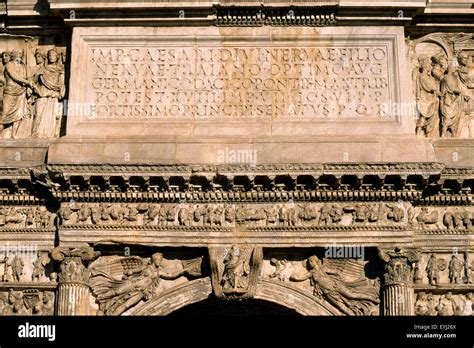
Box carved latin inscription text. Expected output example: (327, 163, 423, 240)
(89, 45, 390, 119)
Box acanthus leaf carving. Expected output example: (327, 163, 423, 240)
(379, 247, 420, 287)
(51, 245, 100, 283)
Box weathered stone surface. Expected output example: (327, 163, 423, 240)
(0, 140, 49, 167)
(0, 1, 473, 321)
(46, 25, 439, 165)
(70, 27, 407, 126)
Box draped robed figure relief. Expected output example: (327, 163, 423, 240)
(0, 48, 33, 138)
(412, 41, 473, 138)
(0, 46, 66, 139)
(32, 49, 65, 138)
(415, 56, 440, 137)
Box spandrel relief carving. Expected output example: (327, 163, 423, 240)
(0, 38, 66, 139)
(411, 33, 474, 138)
(288, 255, 380, 315)
(90, 253, 205, 315)
(268, 258, 293, 282)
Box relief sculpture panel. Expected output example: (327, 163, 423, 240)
(89, 252, 205, 315)
(410, 33, 474, 138)
(0, 36, 66, 139)
(58, 202, 409, 229)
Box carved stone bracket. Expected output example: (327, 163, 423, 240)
(215, 7, 336, 27)
(209, 245, 263, 300)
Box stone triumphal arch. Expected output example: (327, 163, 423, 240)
(0, 0, 473, 317)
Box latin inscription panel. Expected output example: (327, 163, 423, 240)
(89, 45, 390, 119)
(68, 27, 412, 136)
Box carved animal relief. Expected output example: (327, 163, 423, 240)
(59, 202, 408, 229)
(0, 206, 54, 229)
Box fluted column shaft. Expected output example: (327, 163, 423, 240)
(383, 283, 414, 315)
(57, 281, 92, 315)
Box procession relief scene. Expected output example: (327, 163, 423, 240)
(58, 201, 410, 229)
(56, 201, 474, 232)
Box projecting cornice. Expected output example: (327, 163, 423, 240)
(11, 0, 463, 29)
(0, 163, 469, 204)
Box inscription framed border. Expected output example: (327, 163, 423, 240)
(67, 26, 414, 138)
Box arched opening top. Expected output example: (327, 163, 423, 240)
(129, 277, 339, 316)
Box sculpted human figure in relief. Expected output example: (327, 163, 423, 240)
(221, 246, 250, 291)
(415, 56, 440, 137)
(0, 49, 34, 139)
(0, 51, 11, 116)
(32, 48, 65, 138)
(457, 52, 473, 89)
(90, 252, 201, 315)
(290, 255, 379, 315)
(431, 54, 447, 83)
(440, 63, 470, 137)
